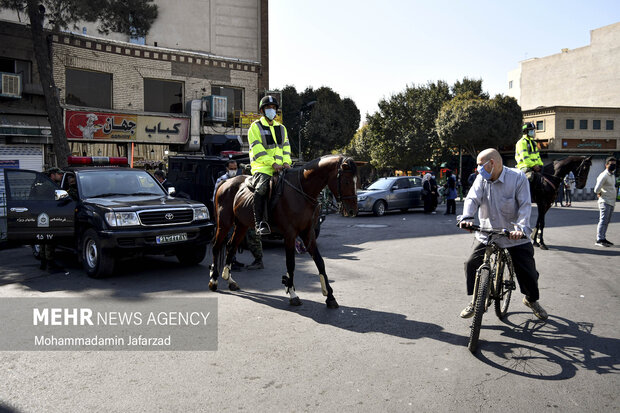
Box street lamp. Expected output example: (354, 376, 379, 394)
(298, 100, 317, 161)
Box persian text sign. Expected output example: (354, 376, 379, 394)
(0, 297, 218, 351)
(65, 110, 189, 144)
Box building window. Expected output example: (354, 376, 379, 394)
(536, 121, 544, 131)
(211, 86, 244, 127)
(566, 119, 574, 129)
(508, 80, 513, 89)
(593, 120, 601, 130)
(66, 68, 112, 109)
(0, 57, 32, 83)
(579, 120, 588, 130)
(144, 78, 184, 113)
(606, 120, 614, 130)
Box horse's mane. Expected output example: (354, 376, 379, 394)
(294, 154, 356, 175)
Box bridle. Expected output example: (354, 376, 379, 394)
(334, 157, 357, 203)
(574, 157, 590, 185)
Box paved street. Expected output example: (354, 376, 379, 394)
(0, 199, 619, 412)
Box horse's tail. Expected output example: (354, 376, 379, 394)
(212, 176, 246, 270)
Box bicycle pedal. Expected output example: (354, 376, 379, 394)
(504, 281, 516, 290)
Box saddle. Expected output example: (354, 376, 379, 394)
(239, 169, 290, 222)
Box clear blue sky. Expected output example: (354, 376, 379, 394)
(270, 0, 620, 122)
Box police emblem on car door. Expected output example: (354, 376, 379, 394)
(2, 169, 76, 244)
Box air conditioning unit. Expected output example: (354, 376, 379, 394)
(1, 72, 22, 98)
(202, 95, 227, 122)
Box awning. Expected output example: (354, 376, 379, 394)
(0, 114, 51, 137)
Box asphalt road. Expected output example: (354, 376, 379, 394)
(0, 199, 618, 412)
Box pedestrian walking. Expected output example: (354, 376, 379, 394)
(444, 170, 457, 215)
(594, 157, 617, 247)
(564, 171, 575, 206)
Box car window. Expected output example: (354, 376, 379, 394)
(78, 170, 166, 198)
(408, 177, 422, 187)
(5, 170, 56, 201)
(367, 179, 393, 190)
(393, 178, 410, 189)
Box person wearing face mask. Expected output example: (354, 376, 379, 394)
(247, 95, 292, 235)
(458, 148, 548, 320)
(515, 122, 544, 191)
(594, 156, 617, 247)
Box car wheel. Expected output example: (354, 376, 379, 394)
(82, 229, 115, 278)
(176, 244, 207, 266)
(372, 200, 386, 217)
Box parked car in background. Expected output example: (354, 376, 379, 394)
(357, 176, 424, 216)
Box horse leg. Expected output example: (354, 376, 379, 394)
(532, 211, 541, 248)
(209, 224, 230, 292)
(539, 211, 548, 250)
(282, 237, 302, 306)
(221, 224, 249, 291)
(303, 232, 338, 309)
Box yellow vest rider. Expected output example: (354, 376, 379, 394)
(515, 122, 544, 187)
(248, 95, 292, 235)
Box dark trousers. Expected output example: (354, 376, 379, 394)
(446, 199, 456, 214)
(464, 241, 540, 302)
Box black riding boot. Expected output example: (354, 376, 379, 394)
(253, 193, 271, 235)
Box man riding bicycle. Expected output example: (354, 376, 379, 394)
(458, 148, 548, 320)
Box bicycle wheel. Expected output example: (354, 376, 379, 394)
(494, 250, 516, 319)
(469, 265, 491, 353)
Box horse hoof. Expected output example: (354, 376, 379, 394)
(326, 298, 339, 309)
(289, 297, 302, 306)
(208, 281, 218, 292)
(229, 282, 240, 291)
(540, 243, 548, 250)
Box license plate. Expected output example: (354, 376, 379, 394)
(156, 233, 188, 244)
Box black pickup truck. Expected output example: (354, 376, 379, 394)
(0, 158, 214, 278)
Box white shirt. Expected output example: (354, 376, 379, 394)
(460, 166, 532, 248)
(594, 169, 617, 207)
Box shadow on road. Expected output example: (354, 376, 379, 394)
(228, 290, 468, 347)
(547, 244, 620, 256)
(475, 313, 620, 380)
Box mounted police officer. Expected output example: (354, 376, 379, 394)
(248, 95, 292, 235)
(515, 122, 544, 190)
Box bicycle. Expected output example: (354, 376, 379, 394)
(458, 223, 519, 353)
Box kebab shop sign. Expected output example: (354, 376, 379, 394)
(65, 110, 189, 144)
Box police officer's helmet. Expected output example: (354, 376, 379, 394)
(259, 95, 279, 112)
(522, 122, 535, 132)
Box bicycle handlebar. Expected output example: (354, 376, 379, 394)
(456, 219, 527, 239)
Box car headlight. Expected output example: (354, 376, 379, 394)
(357, 195, 368, 201)
(105, 211, 140, 227)
(193, 206, 209, 221)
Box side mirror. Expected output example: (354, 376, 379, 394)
(390, 187, 395, 191)
(168, 187, 176, 195)
(55, 189, 69, 201)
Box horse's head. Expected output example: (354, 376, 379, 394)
(327, 156, 358, 217)
(574, 156, 592, 189)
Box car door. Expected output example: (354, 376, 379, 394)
(408, 177, 423, 207)
(2, 169, 76, 245)
(389, 178, 411, 209)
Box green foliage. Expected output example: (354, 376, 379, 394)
(436, 93, 522, 157)
(0, 0, 158, 35)
(344, 124, 372, 162)
(451, 77, 489, 99)
(365, 80, 452, 169)
(279, 85, 360, 160)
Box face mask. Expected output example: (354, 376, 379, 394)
(528, 130, 535, 137)
(227, 169, 237, 178)
(608, 164, 616, 172)
(265, 108, 277, 120)
(477, 161, 493, 180)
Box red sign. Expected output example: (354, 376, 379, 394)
(65, 111, 136, 141)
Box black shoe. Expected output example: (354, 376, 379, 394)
(595, 240, 609, 247)
(602, 239, 614, 247)
(246, 259, 264, 270)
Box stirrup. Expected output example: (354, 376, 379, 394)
(256, 221, 271, 235)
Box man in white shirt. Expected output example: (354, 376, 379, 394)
(458, 148, 547, 320)
(594, 156, 617, 247)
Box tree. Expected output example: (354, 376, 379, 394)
(364, 80, 452, 170)
(0, 0, 158, 167)
(451, 77, 489, 99)
(436, 92, 522, 158)
(279, 86, 360, 161)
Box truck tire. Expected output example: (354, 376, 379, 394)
(176, 244, 207, 266)
(82, 229, 115, 278)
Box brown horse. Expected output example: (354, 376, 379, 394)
(208, 154, 359, 308)
(531, 156, 592, 249)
